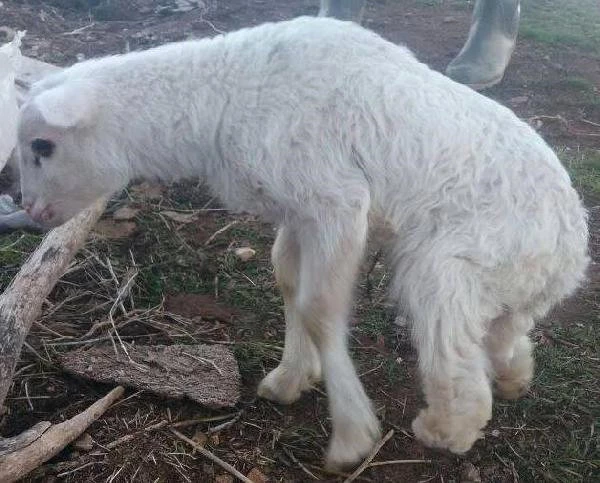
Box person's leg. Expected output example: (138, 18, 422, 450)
(446, 0, 520, 90)
(318, 0, 366, 23)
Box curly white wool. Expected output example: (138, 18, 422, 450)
(18, 17, 589, 468)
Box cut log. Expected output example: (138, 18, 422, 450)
(0, 386, 124, 483)
(60, 344, 241, 408)
(0, 198, 108, 409)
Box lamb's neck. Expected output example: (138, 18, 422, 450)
(113, 38, 233, 186)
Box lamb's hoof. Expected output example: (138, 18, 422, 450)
(495, 337, 533, 400)
(412, 409, 486, 454)
(257, 365, 316, 405)
(324, 418, 381, 471)
(495, 376, 530, 400)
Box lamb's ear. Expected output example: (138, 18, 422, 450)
(33, 82, 96, 129)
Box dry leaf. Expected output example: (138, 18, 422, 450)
(161, 210, 198, 224)
(93, 220, 137, 239)
(113, 206, 140, 221)
(234, 247, 256, 262)
(247, 467, 267, 483)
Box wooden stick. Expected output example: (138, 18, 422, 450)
(0, 421, 51, 456)
(343, 429, 395, 483)
(368, 459, 432, 467)
(0, 385, 124, 483)
(0, 198, 107, 408)
(170, 428, 253, 483)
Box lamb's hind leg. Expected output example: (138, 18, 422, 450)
(486, 312, 534, 400)
(402, 257, 497, 454)
(257, 226, 322, 405)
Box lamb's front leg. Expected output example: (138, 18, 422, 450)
(294, 211, 380, 469)
(258, 226, 322, 405)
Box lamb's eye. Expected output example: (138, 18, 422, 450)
(31, 138, 55, 158)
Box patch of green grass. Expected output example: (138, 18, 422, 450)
(520, 0, 600, 53)
(356, 306, 394, 340)
(415, 0, 444, 7)
(492, 324, 600, 481)
(0, 232, 43, 290)
(234, 341, 283, 375)
(562, 149, 600, 196)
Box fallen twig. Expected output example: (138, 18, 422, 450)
(105, 420, 169, 450)
(204, 220, 238, 246)
(170, 428, 253, 483)
(282, 446, 319, 479)
(343, 429, 395, 483)
(207, 410, 243, 434)
(368, 459, 433, 467)
(0, 386, 124, 483)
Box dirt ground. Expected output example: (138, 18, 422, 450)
(1, 1, 599, 482)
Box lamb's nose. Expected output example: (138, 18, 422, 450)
(26, 203, 53, 224)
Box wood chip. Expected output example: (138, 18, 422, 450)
(161, 210, 198, 224)
(59, 344, 240, 408)
(72, 432, 93, 451)
(112, 206, 140, 221)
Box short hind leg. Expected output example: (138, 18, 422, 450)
(257, 226, 322, 405)
(399, 257, 497, 454)
(486, 313, 534, 400)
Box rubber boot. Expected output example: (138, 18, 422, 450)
(318, 0, 366, 23)
(446, 0, 520, 90)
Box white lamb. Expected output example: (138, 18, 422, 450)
(17, 17, 589, 469)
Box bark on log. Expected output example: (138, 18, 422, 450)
(60, 344, 241, 408)
(0, 198, 107, 409)
(0, 385, 124, 483)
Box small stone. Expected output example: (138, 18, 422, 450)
(460, 462, 482, 483)
(491, 429, 500, 437)
(234, 247, 256, 262)
(73, 432, 93, 451)
(247, 467, 267, 483)
(443, 16, 457, 23)
(76, 53, 85, 62)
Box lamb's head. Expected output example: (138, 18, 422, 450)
(18, 80, 129, 228)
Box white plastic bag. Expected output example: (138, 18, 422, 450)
(0, 31, 25, 172)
